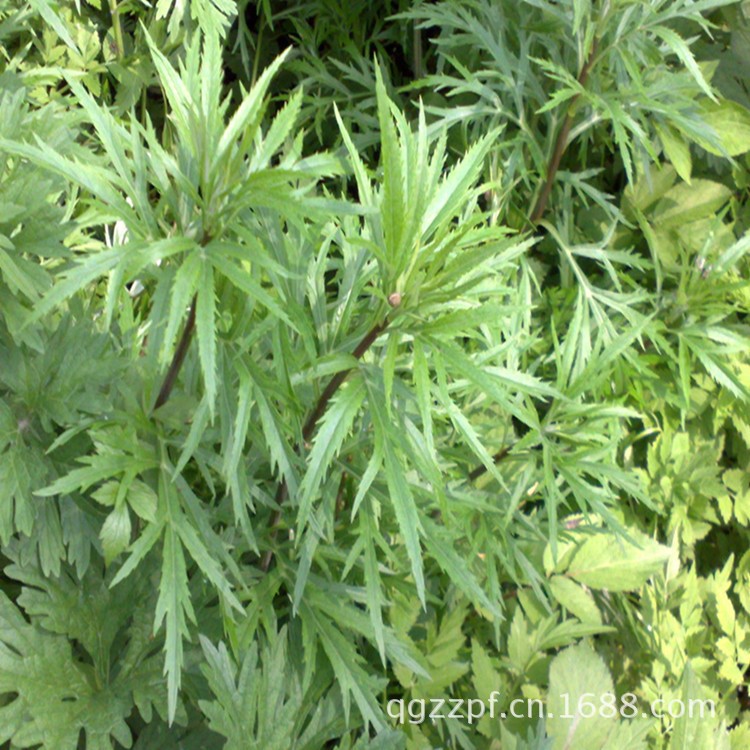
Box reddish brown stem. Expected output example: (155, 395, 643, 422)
(301, 321, 388, 442)
(152, 234, 212, 413)
(153, 294, 197, 411)
(529, 38, 599, 225)
(260, 318, 389, 571)
(468, 446, 510, 482)
(471, 41, 599, 483)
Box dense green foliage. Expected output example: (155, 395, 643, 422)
(2, 1, 750, 748)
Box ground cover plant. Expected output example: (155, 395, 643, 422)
(1, 0, 750, 748)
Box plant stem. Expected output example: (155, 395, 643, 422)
(529, 38, 599, 225)
(471, 39, 600, 482)
(413, 23, 424, 80)
(153, 294, 197, 411)
(152, 234, 212, 413)
(260, 318, 389, 572)
(301, 321, 388, 442)
(250, 15, 265, 88)
(467, 446, 510, 482)
(108, 0, 124, 61)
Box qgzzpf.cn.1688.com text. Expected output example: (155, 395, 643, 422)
(386, 692, 716, 725)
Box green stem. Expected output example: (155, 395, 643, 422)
(108, 0, 124, 61)
(413, 23, 424, 79)
(250, 15, 265, 88)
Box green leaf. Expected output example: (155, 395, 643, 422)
(299, 601, 386, 729)
(699, 99, 750, 156)
(421, 129, 496, 237)
(29, 247, 121, 323)
(155, 523, 194, 724)
(196, 260, 217, 413)
(175, 517, 242, 614)
(162, 252, 200, 365)
(652, 180, 732, 229)
(0, 590, 138, 749)
(375, 66, 407, 270)
(669, 664, 715, 750)
(656, 123, 692, 183)
(546, 644, 616, 750)
(28, 0, 80, 54)
(216, 49, 291, 163)
(361, 504, 386, 661)
(565, 529, 671, 591)
(208, 247, 296, 330)
(549, 575, 602, 625)
(296, 375, 366, 536)
(653, 26, 717, 101)
(422, 517, 499, 617)
(127, 480, 158, 524)
(366, 378, 425, 605)
(100, 504, 132, 566)
(110, 519, 165, 588)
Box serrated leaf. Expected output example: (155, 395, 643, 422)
(155, 524, 193, 724)
(699, 99, 750, 156)
(128, 480, 158, 523)
(100, 504, 132, 565)
(566, 529, 670, 591)
(656, 123, 692, 184)
(296, 375, 366, 535)
(216, 49, 291, 162)
(547, 643, 616, 750)
(549, 575, 602, 625)
(195, 260, 217, 413)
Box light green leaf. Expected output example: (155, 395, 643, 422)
(652, 180, 732, 229)
(154, 524, 194, 724)
(110, 519, 164, 588)
(162, 252, 200, 366)
(296, 375, 366, 535)
(566, 529, 671, 591)
(216, 49, 291, 162)
(547, 643, 616, 750)
(653, 26, 717, 101)
(670, 664, 716, 750)
(421, 130, 496, 238)
(196, 260, 217, 413)
(361, 505, 386, 661)
(28, 0, 80, 53)
(127, 480, 158, 524)
(100, 504, 131, 566)
(549, 575, 602, 625)
(655, 123, 692, 184)
(699, 99, 750, 156)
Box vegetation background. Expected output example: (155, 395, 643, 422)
(1, 0, 750, 747)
